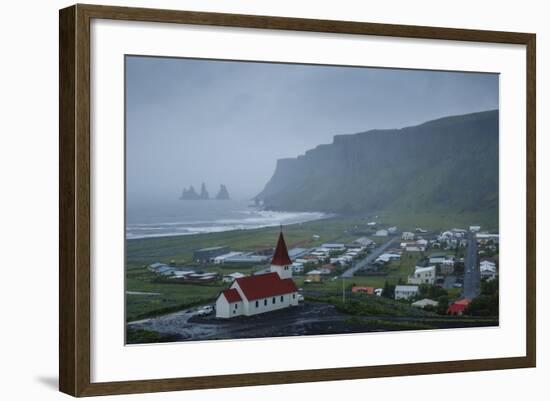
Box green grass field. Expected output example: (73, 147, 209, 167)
(126, 211, 492, 321)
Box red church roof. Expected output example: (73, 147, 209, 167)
(221, 288, 242, 303)
(234, 272, 297, 301)
(271, 231, 292, 266)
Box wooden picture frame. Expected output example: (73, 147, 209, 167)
(59, 3, 536, 397)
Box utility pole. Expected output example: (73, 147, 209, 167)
(342, 276, 345, 303)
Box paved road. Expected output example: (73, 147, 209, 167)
(340, 237, 398, 278)
(463, 233, 480, 299)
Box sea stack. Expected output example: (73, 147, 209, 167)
(199, 183, 209, 200)
(215, 184, 230, 200)
(179, 185, 200, 200)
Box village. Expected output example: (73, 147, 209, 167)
(127, 219, 499, 343)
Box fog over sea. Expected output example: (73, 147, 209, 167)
(126, 199, 327, 240)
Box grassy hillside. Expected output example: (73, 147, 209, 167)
(256, 110, 498, 227)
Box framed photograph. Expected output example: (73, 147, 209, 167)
(59, 4, 536, 397)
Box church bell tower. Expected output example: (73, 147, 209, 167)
(270, 228, 293, 280)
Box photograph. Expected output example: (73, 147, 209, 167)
(124, 55, 500, 345)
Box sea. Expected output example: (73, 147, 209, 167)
(126, 199, 327, 240)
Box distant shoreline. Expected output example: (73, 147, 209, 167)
(126, 210, 333, 241)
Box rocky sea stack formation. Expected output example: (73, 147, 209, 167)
(180, 183, 230, 200)
(215, 184, 230, 200)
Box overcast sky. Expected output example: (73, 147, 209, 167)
(126, 56, 498, 202)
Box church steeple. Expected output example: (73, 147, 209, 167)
(270, 228, 293, 279)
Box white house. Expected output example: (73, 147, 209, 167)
(353, 237, 374, 247)
(375, 229, 388, 237)
(291, 262, 304, 273)
(408, 266, 436, 285)
(402, 232, 415, 240)
(480, 260, 497, 280)
(405, 244, 426, 252)
(387, 226, 398, 234)
(440, 259, 455, 274)
(412, 298, 438, 308)
(429, 253, 447, 264)
(222, 272, 246, 283)
(215, 231, 299, 318)
(395, 285, 419, 300)
(469, 225, 481, 232)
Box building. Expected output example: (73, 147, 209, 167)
(222, 272, 246, 283)
(213, 251, 243, 264)
(305, 268, 331, 282)
(469, 225, 481, 232)
(448, 299, 471, 315)
(215, 231, 299, 319)
(402, 232, 415, 240)
(395, 285, 419, 300)
(291, 262, 304, 274)
(223, 253, 270, 265)
(440, 259, 455, 274)
(193, 246, 230, 263)
(429, 252, 447, 264)
(288, 248, 310, 260)
(353, 237, 374, 247)
(375, 229, 388, 237)
(352, 286, 375, 294)
(412, 298, 438, 308)
(321, 243, 346, 250)
(480, 260, 497, 280)
(408, 266, 436, 285)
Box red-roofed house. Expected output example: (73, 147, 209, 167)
(351, 286, 375, 295)
(447, 298, 471, 316)
(215, 231, 299, 318)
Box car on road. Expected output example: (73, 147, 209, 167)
(453, 283, 463, 288)
(297, 294, 305, 303)
(196, 305, 214, 316)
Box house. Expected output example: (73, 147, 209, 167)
(402, 232, 415, 240)
(412, 298, 438, 308)
(429, 252, 447, 264)
(405, 244, 425, 252)
(375, 229, 388, 237)
(480, 260, 497, 280)
(440, 259, 455, 274)
(305, 268, 331, 282)
(367, 221, 377, 226)
(291, 262, 304, 273)
(352, 286, 375, 295)
(387, 226, 398, 234)
(448, 299, 471, 315)
(215, 231, 299, 318)
(193, 246, 230, 263)
(408, 266, 436, 285)
(394, 285, 419, 300)
(415, 228, 428, 233)
(416, 239, 428, 247)
(353, 237, 374, 247)
(222, 272, 246, 283)
(469, 225, 481, 232)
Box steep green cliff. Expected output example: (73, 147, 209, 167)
(256, 110, 498, 219)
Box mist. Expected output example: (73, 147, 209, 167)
(125, 56, 498, 204)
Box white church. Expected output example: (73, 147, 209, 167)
(215, 231, 299, 318)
